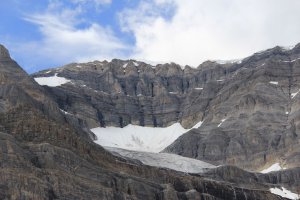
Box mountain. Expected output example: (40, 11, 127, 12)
(0, 43, 298, 199)
(32, 44, 300, 171)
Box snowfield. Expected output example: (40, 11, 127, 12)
(260, 163, 284, 173)
(92, 121, 202, 152)
(269, 81, 278, 85)
(34, 73, 71, 87)
(270, 187, 299, 200)
(105, 147, 215, 173)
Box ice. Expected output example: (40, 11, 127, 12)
(270, 187, 299, 200)
(92, 122, 203, 153)
(217, 119, 226, 127)
(34, 73, 71, 87)
(291, 89, 300, 98)
(269, 81, 278, 85)
(122, 63, 128, 68)
(60, 109, 71, 115)
(280, 45, 295, 51)
(214, 59, 242, 65)
(260, 163, 282, 173)
(105, 147, 215, 173)
(281, 58, 300, 63)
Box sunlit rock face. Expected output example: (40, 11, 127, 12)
(0, 43, 294, 199)
(0, 45, 11, 61)
(33, 44, 300, 172)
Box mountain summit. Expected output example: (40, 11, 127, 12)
(0, 44, 11, 61)
(0, 44, 298, 199)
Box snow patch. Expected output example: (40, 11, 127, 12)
(169, 92, 178, 94)
(194, 88, 203, 90)
(34, 73, 71, 87)
(92, 122, 203, 153)
(281, 58, 300, 63)
(106, 147, 215, 173)
(60, 109, 71, 115)
(260, 163, 283, 173)
(123, 63, 128, 68)
(214, 59, 242, 65)
(192, 121, 203, 129)
(260, 63, 266, 67)
(217, 79, 224, 82)
(133, 61, 139, 66)
(217, 119, 226, 127)
(281, 45, 295, 51)
(270, 187, 299, 200)
(286, 111, 289, 115)
(291, 89, 300, 99)
(269, 81, 278, 85)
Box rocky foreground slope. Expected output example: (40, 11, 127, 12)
(0, 43, 298, 199)
(32, 44, 300, 174)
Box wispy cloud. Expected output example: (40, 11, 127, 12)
(6, 0, 300, 72)
(120, 0, 300, 66)
(20, 0, 126, 71)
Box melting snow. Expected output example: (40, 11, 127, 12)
(260, 163, 283, 173)
(60, 109, 71, 115)
(192, 121, 203, 129)
(92, 122, 203, 153)
(217, 119, 226, 127)
(106, 147, 215, 173)
(281, 58, 300, 63)
(281, 45, 295, 51)
(291, 89, 300, 98)
(122, 63, 128, 68)
(270, 187, 299, 200)
(214, 59, 242, 65)
(34, 73, 71, 87)
(269, 81, 278, 85)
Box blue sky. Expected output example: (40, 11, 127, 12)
(1, 0, 300, 73)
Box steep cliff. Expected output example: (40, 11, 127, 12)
(33, 44, 300, 172)
(1, 44, 292, 199)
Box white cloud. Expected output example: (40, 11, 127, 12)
(22, 0, 126, 70)
(120, 0, 300, 66)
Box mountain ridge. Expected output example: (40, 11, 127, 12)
(32, 42, 300, 173)
(1, 44, 293, 199)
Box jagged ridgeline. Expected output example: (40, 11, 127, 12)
(33, 44, 300, 171)
(0, 43, 299, 199)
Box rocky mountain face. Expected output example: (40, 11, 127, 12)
(1, 44, 293, 199)
(33, 44, 300, 172)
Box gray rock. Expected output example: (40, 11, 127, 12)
(33, 44, 300, 172)
(0, 44, 288, 200)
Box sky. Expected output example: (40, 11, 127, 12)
(1, 0, 300, 73)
